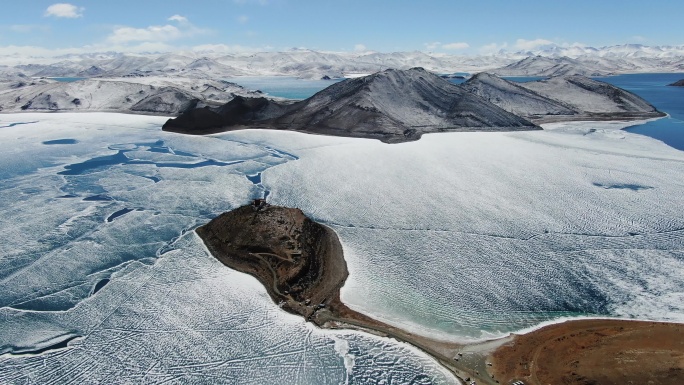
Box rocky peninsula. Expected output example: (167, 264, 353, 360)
(197, 203, 684, 385)
(669, 79, 684, 86)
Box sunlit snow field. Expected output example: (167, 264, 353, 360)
(1, 80, 684, 383)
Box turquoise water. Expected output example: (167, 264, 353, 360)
(51, 77, 86, 82)
(225, 76, 342, 100)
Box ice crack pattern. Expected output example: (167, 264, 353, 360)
(0, 113, 457, 385)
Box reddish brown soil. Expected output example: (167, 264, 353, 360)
(488, 319, 684, 385)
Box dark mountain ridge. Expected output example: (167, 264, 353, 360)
(163, 68, 539, 143)
(462, 72, 664, 123)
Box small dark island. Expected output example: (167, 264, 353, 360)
(196, 202, 348, 323)
(668, 79, 684, 87)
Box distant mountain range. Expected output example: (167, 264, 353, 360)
(1, 44, 683, 81)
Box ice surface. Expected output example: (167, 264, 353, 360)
(0, 113, 458, 384)
(1, 111, 683, 382)
(261, 122, 684, 341)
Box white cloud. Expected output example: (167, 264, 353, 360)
(107, 25, 183, 44)
(168, 15, 188, 23)
(479, 42, 508, 54)
(354, 44, 367, 52)
(106, 17, 209, 45)
(237, 15, 249, 24)
(441, 42, 469, 50)
(424, 41, 469, 51)
(632, 35, 647, 42)
(44, 3, 84, 18)
(424, 42, 441, 50)
(514, 38, 554, 51)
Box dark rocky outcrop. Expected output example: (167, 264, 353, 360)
(196, 204, 347, 321)
(163, 68, 539, 142)
(668, 79, 684, 87)
(163, 96, 293, 134)
(164, 68, 665, 141)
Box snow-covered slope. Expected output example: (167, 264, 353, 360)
(519, 75, 662, 119)
(462, 73, 663, 122)
(0, 77, 260, 115)
(491, 56, 612, 77)
(462, 72, 576, 118)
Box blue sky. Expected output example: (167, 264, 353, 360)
(0, 0, 682, 56)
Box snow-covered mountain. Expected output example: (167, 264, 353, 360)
(518, 43, 684, 59)
(462, 72, 663, 123)
(1, 44, 683, 81)
(497, 44, 684, 75)
(491, 56, 612, 77)
(0, 77, 260, 115)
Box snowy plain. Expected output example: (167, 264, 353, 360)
(1, 112, 683, 383)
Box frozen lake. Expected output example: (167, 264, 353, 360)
(1, 73, 683, 382)
(0, 113, 456, 384)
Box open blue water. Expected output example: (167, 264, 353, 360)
(595, 73, 684, 150)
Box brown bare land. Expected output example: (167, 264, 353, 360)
(488, 319, 684, 385)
